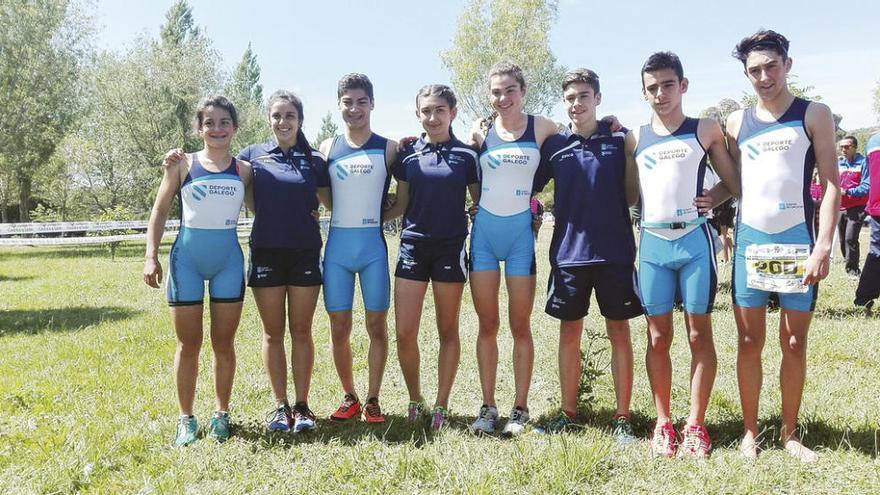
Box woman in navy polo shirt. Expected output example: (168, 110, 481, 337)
(237, 90, 330, 434)
(385, 85, 480, 430)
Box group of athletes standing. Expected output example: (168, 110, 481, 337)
(143, 28, 839, 463)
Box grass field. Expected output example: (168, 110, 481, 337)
(1, 230, 879, 494)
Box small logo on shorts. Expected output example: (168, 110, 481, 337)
(624, 301, 632, 306)
(304, 271, 312, 275)
(444, 266, 452, 270)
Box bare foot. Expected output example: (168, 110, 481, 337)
(740, 431, 758, 460)
(784, 437, 819, 463)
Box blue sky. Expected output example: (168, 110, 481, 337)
(95, 0, 880, 140)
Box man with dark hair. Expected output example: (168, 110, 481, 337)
(632, 52, 739, 458)
(854, 132, 880, 309)
(533, 68, 641, 443)
(320, 73, 398, 424)
(837, 135, 869, 275)
(727, 29, 840, 462)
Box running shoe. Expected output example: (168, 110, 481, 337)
(208, 411, 231, 443)
(329, 393, 361, 421)
(293, 402, 317, 433)
(266, 404, 293, 433)
(501, 406, 530, 437)
(469, 405, 498, 435)
(174, 415, 198, 447)
(535, 413, 574, 434)
(407, 399, 429, 422)
(611, 415, 637, 446)
(651, 420, 677, 458)
(430, 406, 448, 431)
(362, 397, 385, 423)
(680, 424, 711, 458)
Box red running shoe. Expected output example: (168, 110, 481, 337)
(651, 420, 677, 458)
(329, 393, 361, 421)
(362, 397, 385, 423)
(681, 424, 712, 458)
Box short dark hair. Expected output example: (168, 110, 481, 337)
(194, 95, 238, 131)
(841, 135, 858, 148)
(562, 68, 600, 94)
(488, 61, 526, 90)
(641, 52, 683, 88)
(337, 73, 374, 100)
(733, 29, 790, 65)
(416, 84, 457, 109)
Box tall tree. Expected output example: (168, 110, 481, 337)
(160, 0, 199, 47)
(441, 0, 566, 121)
(0, 0, 92, 221)
(226, 43, 266, 152)
(314, 112, 339, 145)
(699, 98, 741, 133)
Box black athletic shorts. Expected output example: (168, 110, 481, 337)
(395, 237, 468, 283)
(247, 247, 322, 287)
(545, 264, 642, 321)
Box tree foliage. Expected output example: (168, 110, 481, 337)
(314, 112, 339, 145)
(0, 0, 92, 221)
(441, 0, 565, 122)
(874, 78, 880, 125)
(227, 43, 267, 153)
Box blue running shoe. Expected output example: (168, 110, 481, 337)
(175, 415, 198, 447)
(293, 402, 316, 433)
(267, 404, 293, 433)
(208, 411, 231, 443)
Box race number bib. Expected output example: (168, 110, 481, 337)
(745, 244, 810, 293)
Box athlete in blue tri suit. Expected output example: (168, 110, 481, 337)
(319, 73, 398, 424)
(466, 61, 559, 437)
(727, 30, 839, 462)
(633, 52, 739, 458)
(237, 90, 329, 434)
(532, 68, 641, 441)
(145, 96, 252, 446)
(383, 84, 481, 431)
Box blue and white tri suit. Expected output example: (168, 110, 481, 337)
(635, 118, 717, 316)
(166, 155, 245, 306)
(733, 97, 817, 311)
(323, 134, 391, 312)
(471, 115, 542, 276)
(393, 135, 478, 283)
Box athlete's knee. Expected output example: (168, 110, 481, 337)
(687, 327, 715, 354)
(738, 331, 765, 355)
(509, 320, 532, 341)
(476, 312, 500, 335)
(559, 323, 583, 346)
(605, 321, 631, 346)
(781, 333, 808, 357)
(176, 339, 202, 358)
(365, 312, 388, 341)
(647, 330, 673, 353)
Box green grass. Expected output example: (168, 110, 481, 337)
(1, 232, 879, 494)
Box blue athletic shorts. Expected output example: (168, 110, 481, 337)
(166, 229, 245, 306)
(470, 208, 536, 276)
(248, 247, 322, 288)
(395, 237, 468, 283)
(638, 225, 717, 316)
(732, 223, 817, 312)
(545, 264, 642, 321)
(323, 227, 390, 312)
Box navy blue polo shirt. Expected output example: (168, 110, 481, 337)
(393, 135, 479, 241)
(238, 140, 330, 249)
(535, 122, 635, 267)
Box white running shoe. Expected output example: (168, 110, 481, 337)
(502, 406, 530, 437)
(469, 405, 498, 435)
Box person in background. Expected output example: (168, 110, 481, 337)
(837, 135, 869, 276)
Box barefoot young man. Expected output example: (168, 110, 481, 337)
(633, 52, 739, 458)
(533, 69, 641, 442)
(319, 73, 398, 423)
(727, 30, 839, 462)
